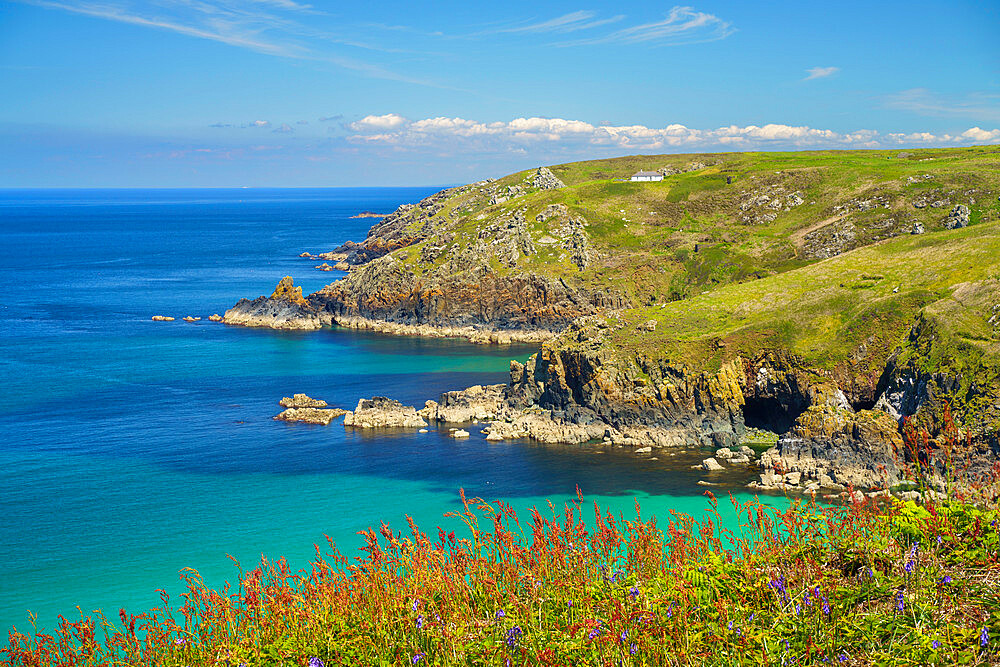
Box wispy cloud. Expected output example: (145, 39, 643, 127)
(494, 10, 625, 34)
(804, 66, 838, 80)
(883, 88, 1000, 122)
(15, 0, 441, 85)
(342, 113, 1000, 152)
(556, 6, 735, 46)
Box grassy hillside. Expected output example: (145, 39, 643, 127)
(387, 146, 999, 307)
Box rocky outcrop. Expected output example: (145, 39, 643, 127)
(343, 397, 428, 429)
(279, 393, 328, 408)
(753, 407, 903, 491)
(945, 204, 970, 229)
(224, 277, 322, 330)
(274, 407, 347, 425)
(419, 384, 505, 422)
(526, 167, 565, 190)
(208, 314, 222, 322)
(151, 315, 174, 321)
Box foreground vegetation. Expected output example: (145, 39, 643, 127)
(6, 469, 1000, 664)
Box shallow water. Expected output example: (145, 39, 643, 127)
(0, 188, 790, 636)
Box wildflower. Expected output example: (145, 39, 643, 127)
(415, 615, 424, 629)
(506, 626, 522, 650)
(796, 604, 801, 616)
(727, 620, 733, 631)
(666, 601, 674, 619)
(174, 638, 186, 645)
(823, 596, 830, 615)
(495, 609, 505, 620)
(567, 600, 573, 609)
(412, 599, 419, 611)
(804, 589, 812, 606)
(937, 535, 943, 546)
(309, 659, 325, 667)
(411, 653, 424, 664)
(629, 586, 639, 600)
(630, 642, 638, 655)
(611, 570, 622, 583)
(933, 640, 941, 649)
(940, 575, 952, 584)
(904, 559, 914, 575)
(588, 621, 602, 640)
(895, 590, 905, 612)
(981, 626, 989, 648)
(838, 653, 847, 663)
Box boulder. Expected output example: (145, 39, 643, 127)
(418, 384, 505, 422)
(702, 457, 724, 471)
(911, 221, 925, 235)
(715, 447, 734, 459)
(451, 429, 471, 438)
(182, 316, 201, 322)
(208, 314, 223, 322)
(151, 315, 174, 321)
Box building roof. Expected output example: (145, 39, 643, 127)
(631, 170, 661, 177)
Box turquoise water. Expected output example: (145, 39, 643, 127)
(0, 188, 790, 637)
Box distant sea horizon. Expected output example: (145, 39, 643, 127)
(0, 187, 790, 637)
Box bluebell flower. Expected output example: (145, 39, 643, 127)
(981, 626, 989, 647)
(629, 586, 639, 600)
(309, 659, 325, 667)
(904, 559, 914, 574)
(895, 590, 905, 612)
(933, 640, 941, 649)
(412, 599, 419, 611)
(666, 601, 674, 619)
(611, 570, 622, 583)
(727, 620, 733, 630)
(415, 615, 424, 629)
(940, 575, 952, 584)
(496, 609, 505, 619)
(630, 642, 637, 655)
(174, 638, 186, 645)
(838, 653, 847, 663)
(796, 604, 801, 616)
(937, 535, 943, 546)
(567, 600, 573, 609)
(619, 629, 627, 643)
(823, 596, 830, 615)
(411, 653, 424, 664)
(588, 623, 601, 640)
(506, 625, 522, 649)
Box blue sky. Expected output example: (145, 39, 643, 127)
(1, 0, 998, 186)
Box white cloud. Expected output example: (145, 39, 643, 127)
(344, 114, 1000, 153)
(495, 10, 625, 34)
(250, 120, 270, 127)
(349, 113, 409, 131)
(804, 66, 838, 80)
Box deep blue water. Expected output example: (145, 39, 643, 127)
(0, 188, 789, 638)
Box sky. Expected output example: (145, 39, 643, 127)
(1, 0, 998, 187)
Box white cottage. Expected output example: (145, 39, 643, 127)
(630, 170, 663, 182)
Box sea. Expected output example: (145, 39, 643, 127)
(0, 187, 793, 638)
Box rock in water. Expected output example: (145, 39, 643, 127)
(702, 457, 724, 471)
(419, 384, 505, 422)
(279, 393, 328, 408)
(343, 397, 428, 428)
(223, 276, 322, 330)
(944, 204, 970, 229)
(274, 407, 346, 425)
(208, 313, 223, 322)
(451, 429, 470, 438)
(151, 315, 174, 321)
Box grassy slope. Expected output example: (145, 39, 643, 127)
(394, 146, 1000, 311)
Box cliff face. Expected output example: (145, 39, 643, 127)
(220, 148, 1000, 488)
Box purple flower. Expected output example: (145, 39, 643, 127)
(940, 575, 952, 584)
(496, 609, 505, 619)
(666, 601, 674, 619)
(506, 625, 522, 649)
(174, 638, 186, 645)
(823, 596, 830, 615)
(611, 570, 622, 583)
(412, 599, 419, 611)
(588, 626, 601, 640)
(904, 560, 914, 575)
(933, 640, 941, 649)
(415, 614, 424, 629)
(727, 620, 733, 631)
(629, 586, 639, 600)
(981, 626, 989, 648)
(795, 604, 801, 616)
(838, 653, 847, 663)
(630, 642, 637, 655)
(937, 535, 943, 546)
(567, 600, 573, 609)
(895, 590, 905, 612)
(411, 653, 424, 664)
(619, 629, 628, 643)
(309, 659, 324, 667)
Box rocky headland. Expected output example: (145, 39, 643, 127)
(230, 148, 999, 492)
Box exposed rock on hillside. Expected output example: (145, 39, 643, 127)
(527, 166, 565, 190)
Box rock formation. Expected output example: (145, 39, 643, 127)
(223, 277, 322, 330)
(274, 407, 347, 425)
(343, 397, 428, 429)
(279, 393, 328, 408)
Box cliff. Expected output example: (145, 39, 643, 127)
(225, 147, 1000, 488)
